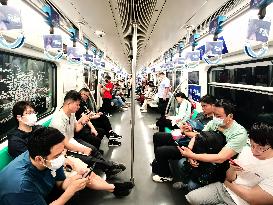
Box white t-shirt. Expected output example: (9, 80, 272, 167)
(50, 109, 86, 148)
(225, 146, 273, 205)
(158, 77, 170, 98)
(169, 99, 191, 126)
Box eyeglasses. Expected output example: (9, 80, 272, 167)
(250, 143, 271, 153)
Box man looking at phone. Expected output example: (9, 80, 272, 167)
(186, 122, 273, 205)
(151, 95, 215, 182)
(0, 127, 88, 205)
(50, 90, 126, 177)
(152, 99, 247, 184)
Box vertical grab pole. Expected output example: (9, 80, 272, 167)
(130, 22, 137, 183)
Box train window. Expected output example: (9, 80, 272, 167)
(211, 65, 273, 87)
(188, 71, 199, 85)
(175, 70, 182, 88)
(0, 51, 57, 143)
(209, 86, 273, 130)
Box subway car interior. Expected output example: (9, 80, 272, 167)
(1, 0, 273, 204)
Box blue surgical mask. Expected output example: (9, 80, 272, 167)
(213, 116, 224, 126)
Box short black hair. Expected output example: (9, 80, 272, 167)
(214, 99, 235, 115)
(27, 127, 65, 159)
(105, 75, 111, 80)
(79, 88, 90, 94)
(175, 92, 187, 99)
(64, 90, 81, 103)
(249, 122, 273, 148)
(12, 101, 35, 123)
(200, 95, 216, 105)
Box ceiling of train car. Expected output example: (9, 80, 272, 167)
(48, 0, 233, 72)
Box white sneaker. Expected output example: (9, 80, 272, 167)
(140, 109, 147, 113)
(152, 175, 173, 183)
(148, 124, 158, 130)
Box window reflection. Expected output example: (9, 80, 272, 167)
(211, 65, 273, 87)
(209, 86, 273, 129)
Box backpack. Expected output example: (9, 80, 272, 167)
(183, 131, 229, 186)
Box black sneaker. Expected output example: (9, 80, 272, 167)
(112, 162, 126, 171)
(105, 168, 123, 178)
(113, 182, 134, 197)
(108, 139, 121, 147)
(109, 131, 122, 139)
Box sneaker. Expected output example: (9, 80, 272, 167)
(172, 181, 188, 190)
(112, 162, 126, 171)
(148, 124, 158, 130)
(109, 131, 122, 139)
(140, 109, 147, 113)
(108, 139, 121, 147)
(152, 175, 173, 183)
(106, 114, 112, 118)
(113, 182, 134, 197)
(105, 168, 123, 178)
(98, 149, 104, 155)
(114, 181, 134, 190)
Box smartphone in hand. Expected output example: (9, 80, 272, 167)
(229, 159, 241, 167)
(174, 141, 180, 146)
(82, 169, 93, 178)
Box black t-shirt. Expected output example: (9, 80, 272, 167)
(7, 125, 42, 158)
(75, 100, 94, 120)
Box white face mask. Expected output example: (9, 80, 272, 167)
(22, 113, 37, 126)
(213, 116, 225, 126)
(48, 154, 65, 171)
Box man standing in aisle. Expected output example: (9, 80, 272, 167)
(100, 75, 114, 117)
(157, 72, 171, 117)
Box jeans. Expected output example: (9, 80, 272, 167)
(112, 96, 124, 108)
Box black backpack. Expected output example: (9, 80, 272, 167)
(183, 130, 229, 186)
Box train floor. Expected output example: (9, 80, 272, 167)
(74, 103, 189, 205)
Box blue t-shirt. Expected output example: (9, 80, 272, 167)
(0, 151, 66, 205)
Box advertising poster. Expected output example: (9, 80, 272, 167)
(43, 35, 62, 49)
(247, 19, 271, 43)
(0, 6, 22, 30)
(83, 54, 93, 62)
(67, 47, 82, 60)
(188, 85, 201, 101)
(205, 41, 224, 55)
(185, 51, 200, 62)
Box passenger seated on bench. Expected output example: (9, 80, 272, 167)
(1, 127, 134, 205)
(7, 102, 133, 199)
(140, 81, 155, 113)
(152, 95, 215, 155)
(111, 83, 128, 110)
(1, 127, 88, 205)
(156, 92, 192, 132)
(186, 122, 273, 205)
(174, 99, 247, 190)
(50, 90, 126, 177)
(8, 101, 41, 158)
(152, 99, 247, 184)
(76, 88, 122, 147)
